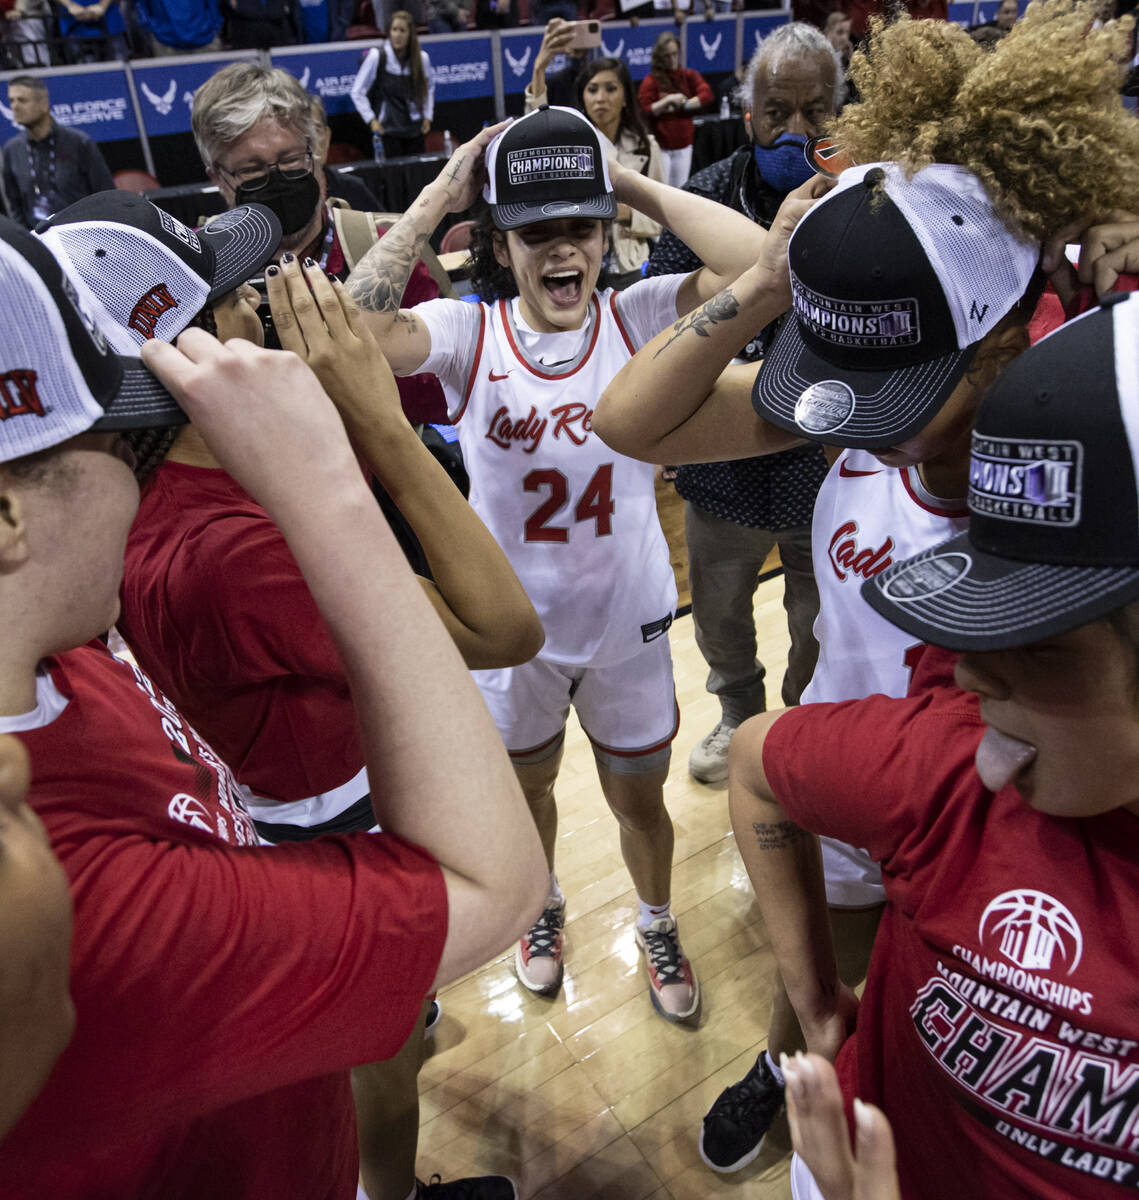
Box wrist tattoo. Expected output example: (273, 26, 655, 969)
(346, 219, 430, 315)
(652, 289, 740, 359)
(752, 820, 809, 851)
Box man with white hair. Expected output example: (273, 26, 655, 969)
(644, 22, 842, 788)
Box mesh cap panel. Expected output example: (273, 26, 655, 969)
(38, 222, 208, 353)
(884, 163, 1038, 350)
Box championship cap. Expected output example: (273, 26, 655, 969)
(753, 162, 1039, 449)
(862, 292, 1139, 651)
(35, 191, 280, 355)
(483, 106, 616, 230)
(0, 215, 186, 463)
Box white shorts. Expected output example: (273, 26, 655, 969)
(820, 835, 886, 908)
(473, 635, 679, 758)
(789, 1151, 828, 1200)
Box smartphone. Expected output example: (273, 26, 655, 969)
(567, 19, 602, 49)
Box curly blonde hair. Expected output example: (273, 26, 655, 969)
(830, 0, 1139, 241)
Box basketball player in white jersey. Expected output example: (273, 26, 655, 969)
(346, 107, 774, 1021)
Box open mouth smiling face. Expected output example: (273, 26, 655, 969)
(496, 218, 606, 332)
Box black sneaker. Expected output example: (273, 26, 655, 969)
(416, 1173, 518, 1198)
(698, 1053, 784, 1173)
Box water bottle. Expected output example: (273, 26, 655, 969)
(443, 129, 455, 156)
(372, 132, 385, 162)
(719, 93, 730, 120)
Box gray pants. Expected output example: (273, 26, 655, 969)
(685, 502, 820, 726)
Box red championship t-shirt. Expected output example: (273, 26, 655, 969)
(0, 643, 447, 1200)
(118, 461, 362, 803)
(764, 648, 1139, 1200)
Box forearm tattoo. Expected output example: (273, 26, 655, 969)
(345, 211, 432, 315)
(752, 820, 810, 852)
(652, 288, 740, 359)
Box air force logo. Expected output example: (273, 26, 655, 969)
(969, 435, 1081, 527)
(699, 32, 722, 59)
(141, 79, 177, 116)
(504, 45, 532, 77)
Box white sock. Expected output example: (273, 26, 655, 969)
(766, 1049, 785, 1087)
(548, 872, 564, 904)
(637, 896, 672, 931)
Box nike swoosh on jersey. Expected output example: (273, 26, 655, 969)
(488, 369, 511, 382)
(838, 461, 884, 478)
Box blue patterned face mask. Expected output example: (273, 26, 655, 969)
(753, 133, 814, 192)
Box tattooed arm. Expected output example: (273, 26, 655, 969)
(345, 121, 508, 375)
(729, 712, 859, 1062)
(593, 185, 827, 464)
(609, 161, 831, 311)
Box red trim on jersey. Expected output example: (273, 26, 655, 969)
(453, 304, 487, 424)
(499, 295, 603, 380)
(609, 291, 636, 355)
(899, 467, 968, 518)
(583, 697, 680, 757)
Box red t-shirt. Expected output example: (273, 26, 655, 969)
(117, 461, 362, 803)
(764, 648, 1139, 1200)
(637, 69, 714, 151)
(0, 643, 447, 1200)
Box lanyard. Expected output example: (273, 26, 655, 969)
(26, 130, 56, 204)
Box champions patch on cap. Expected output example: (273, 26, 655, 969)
(792, 279, 921, 351)
(506, 145, 596, 185)
(968, 436, 1082, 527)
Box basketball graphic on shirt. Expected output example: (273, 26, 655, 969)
(979, 889, 1084, 975)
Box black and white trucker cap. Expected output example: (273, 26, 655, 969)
(36, 191, 280, 354)
(0, 215, 186, 462)
(753, 161, 1039, 449)
(483, 106, 616, 230)
(863, 292, 1139, 651)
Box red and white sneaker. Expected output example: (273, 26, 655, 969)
(514, 898, 566, 995)
(635, 916, 700, 1023)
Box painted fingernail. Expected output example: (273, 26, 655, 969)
(266, 264, 279, 277)
(303, 256, 316, 268)
(281, 251, 295, 264)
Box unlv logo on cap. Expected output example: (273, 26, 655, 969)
(128, 284, 180, 340)
(0, 369, 46, 421)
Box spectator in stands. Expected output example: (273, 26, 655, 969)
(642, 21, 839, 791)
(638, 31, 712, 187)
(523, 18, 588, 111)
(56, 0, 127, 61)
(224, 0, 302, 48)
(823, 9, 851, 62)
(969, 0, 1018, 35)
(531, 0, 577, 23)
(1, 0, 51, 68)
(0, 733, 73, 1141)
(1, 75, 114, 227)
(311, 94, 383, 210)
(422, 0, 469, 31)
(350, 9, 435, 158)
(474, 0, 515, 29)
(132, 0, 224, 53)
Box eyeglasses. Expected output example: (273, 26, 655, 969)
(216, 145, 314, 190)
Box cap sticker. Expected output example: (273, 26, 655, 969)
(506, 145, 595, 185)
(541, 201, 583, 217)
(793, 276, 920, 350)
(204, 206, 254, 234)
(794, 380, 855, 434)
(155, 206, 201, 254)
(968, 435, 1082, 527)
(882, 552, 972, 601)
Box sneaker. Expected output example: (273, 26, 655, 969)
(688, 721, 736, 784)
(424, 998, 441, 1037)
(635, 916, 700, 1022)
(416, 1173, 518, 1199)
(514, 898, 566, 995)
(698, 1053, 785, 1173)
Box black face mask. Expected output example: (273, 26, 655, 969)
(234, 167, 321, 238)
